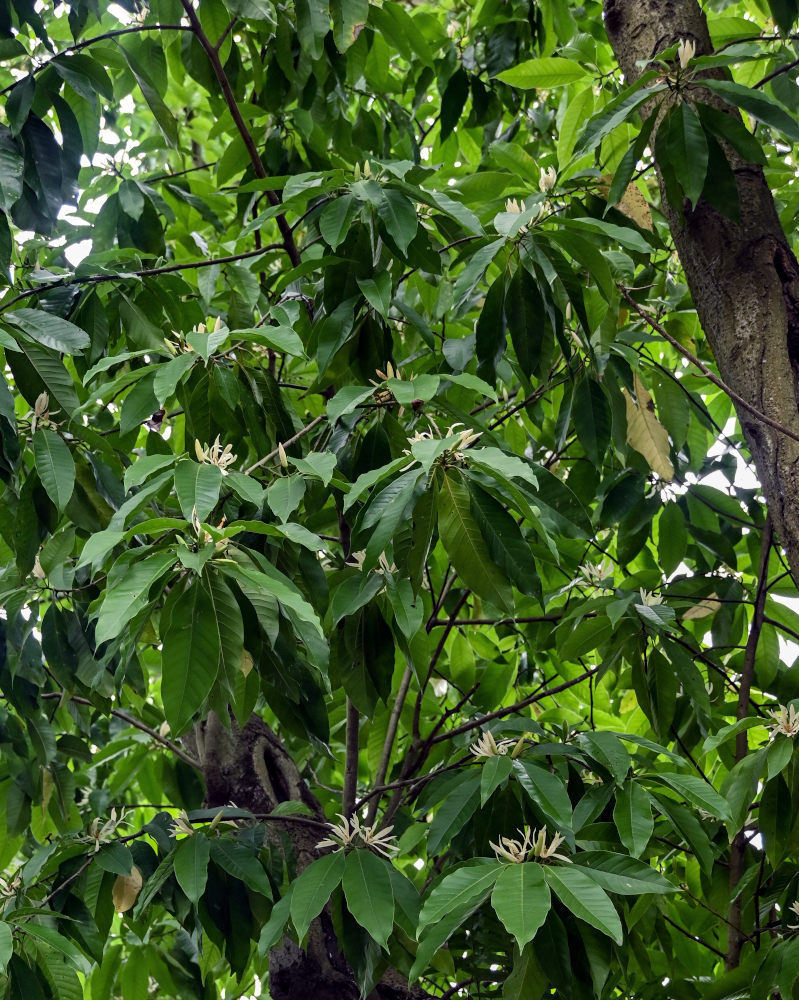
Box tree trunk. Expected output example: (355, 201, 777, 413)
(603, 0, 799, 585)
(186, 714, 430, 1000)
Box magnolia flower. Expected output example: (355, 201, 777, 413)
(195, 435, 237, 474)
(87, 808, 128, 851)
(639, 589, 663, 607)
(490, 825, 571, 864)
(789, 901, 799, 929)
(170, 811, 195, 838)
(470, 731, 516, 758)
(577, 559, 614, 593)
(277, 442, 288, 469)
(769, 704, 799, 738)
(317, 814, 399, 858)
(677, 38, 696, 70)
(31, 391, 58, 433)
(539, 166, 557, 193)
(505, 198, 521, 214)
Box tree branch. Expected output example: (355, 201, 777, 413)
(727, 514, 773, 968)
(342, 698, 360, 819)
(244, 414, 326, 474)
(179, 0, 301, 268)
(365, 665, 413, 825)
(40, 692, 201, 769)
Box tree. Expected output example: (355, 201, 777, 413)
(4, 0, 799, 995)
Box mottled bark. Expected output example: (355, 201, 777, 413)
(604, 0, 799, 585)
(186, 714, 430, 1000)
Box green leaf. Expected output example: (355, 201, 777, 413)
(210, 839, 273, 898)
(475, 271, 507, 385)
(543, 866, 623, 944)
(122, 50, 178, 146)
(33, 428, 75, 511)
(161, 578, 221, 734)
(377, 189, 418, 255)
(613, 782, 654, 858)
(645, 772, 731, 822)
(481, 754, 513, 805)
(290, 851, 345, 941)
(703, 78, 799, 141)
(437, 469, 513, 612)
(572, 851, 677, 894)
(418, 861, 501, 935)
(468, 482, 542, 603)
(573, 376, 611, 466)
(174, 459, 223, 523)
(342, 849, 395, 949)
(426, 771, 482, 855)
(320, 194, 359, 249)
(491, 864, 551, 951)
(296, 0, 329, 57)
(331, 0, 368, 51)
(5, 309, 90, 354)
(662, 102, 709, 208)
(512, 760, 573, 831)
(506, 265, 552, 379)
(94, 550, 175, 646)
(495, 58, 587, 87)
(0, 922, 11, 974)
(174, 833, 211, 905)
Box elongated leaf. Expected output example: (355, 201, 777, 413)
(623, 373, 674, 481)
(613, 782, 654, 858)
(663, 102, 708, 208)
(290, 851, 345, 942)
(174, 459, 223, 523)
(437, 469, 513, 611)
(513, 760, 573, 830)
(0, 922, 11, 974)
(481, 754, 513, 805)
(496, 57, 587, 87)
(491, 863, 551, 950)
(646, 772, 731, 822)
(342, 849, 394, 949)
(573, 376, 611, 466)
(174, 833, 211, 905)
(426, 770, 482, 856)
(95, 550, 175, 646)
(377, 189, 417, 255)
(703, 78, 799, 141)
(210, 839, 273, 898)
(468, 481, 542, 603)
(112, 866, 143, 913)
(33, 428, 75, 511)
(506, 264, 552, 379)
(573, 851, 677, 894)
(418, 861, 501, 935)
(5, 309, 90, 354)
(161, 578, 221, 734)
(543, 866, 623, 944)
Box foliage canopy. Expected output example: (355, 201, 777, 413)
(2, 0, 799, 997)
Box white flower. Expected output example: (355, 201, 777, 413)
(639, 588, 663, 607)
(194, 435, 237, 474)
(470, 731, 516, 758)
(87, 808, 128, 851)
(677, 38, 696, 70)
(31, 391, 58, 433)
(489, 825, 571, 865)
(277, 442, 288, 469)
(316, 814, 399, 858)
(505, 198, 521, 214)
(769, 704, 799, 738)
(170, 811, 194, 838)
(577, 559, 614, 593)
(539, 166, 557, 193)
(789, 901, 799, 929)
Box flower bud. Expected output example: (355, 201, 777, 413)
(539, 166, 557, 193)
(278, 442, 288, 469)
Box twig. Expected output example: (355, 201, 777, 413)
(244, 413, 326, 474)
(0, 243, 284, 314)
(179, 0, 301, 269)
(342, 699, 360, 820)
(727, 514, 773, 970)
(662, 914, 726, 959)
(621, 289, 799, 445)
(366, 666, 413, 826)
(40, 692, 200, 769)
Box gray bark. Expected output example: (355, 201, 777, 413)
(604, 0, 799, 584)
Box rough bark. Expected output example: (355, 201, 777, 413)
(604, 0, 799, 585)
(185, 714, 431, 1000)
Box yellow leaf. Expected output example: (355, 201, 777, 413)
(682, 594, 721, 620)
(112, 866, 143, 912)
(598, 175, 653, 231)
(240, 650, 254, 676)
(623, 373, 674, 481)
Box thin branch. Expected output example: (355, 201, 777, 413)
(0, 24, 189, 96)
(755, 56, 799, 89)
(662, 914, 726, 960)
(244, 413, 326, 474)
(365, 665, 413, 826)
(40, 692, 201, 769)
(428, 666, 600, 746)
(727, 514, 773, 970)
(0, 243, 284, 314)
(179, 0, 301, 268)
(342, 699, 360, 820)
(621, 288, 799, 445)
